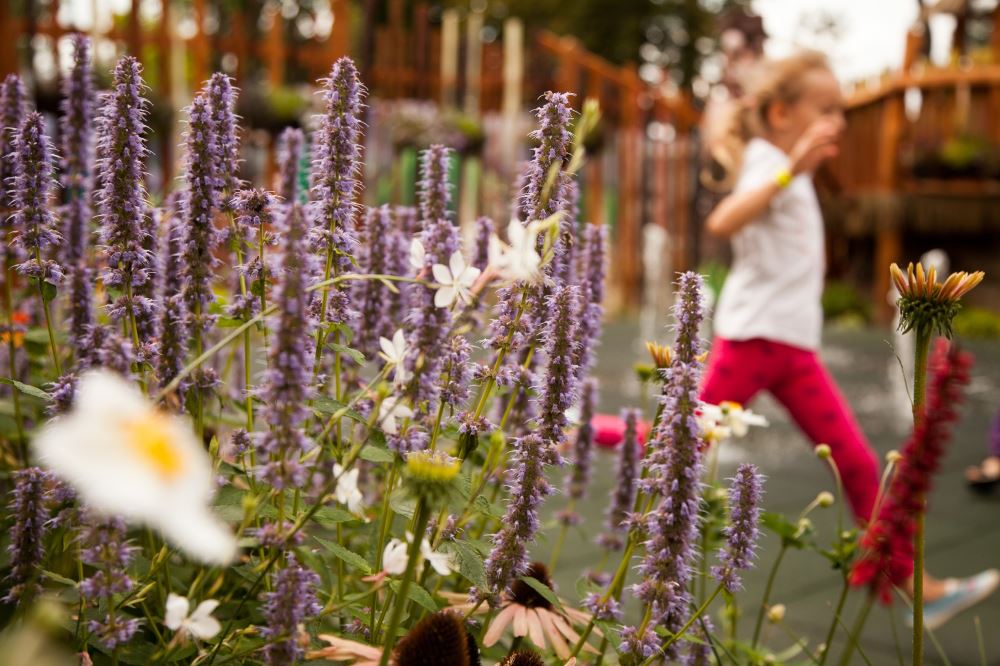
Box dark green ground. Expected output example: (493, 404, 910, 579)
(535, 321, 1000, 665)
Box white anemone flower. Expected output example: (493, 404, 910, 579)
(431, 251, 480, 308)
(409, 238, 426, 271)
(700, 401, 769, 438)
(488, 219, 544, 284)
(164, 593, 221, 640)
(378, 396, 413, 435)
(332, 463, 364, 514)
(381, 533, 454, 577)
(378, 329, 410, 386)
(32, 370, 237, 564)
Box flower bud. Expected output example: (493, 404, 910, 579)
(886, 450, 903, 463)
(815, 444, 831, 459)
(767, 604, 786, 623)
(817, 491, 835, 508)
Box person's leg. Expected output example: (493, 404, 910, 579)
(767, 346, 880, 524)
(699, 337, 774, 407)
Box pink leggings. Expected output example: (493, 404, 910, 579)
(700, 337, 880, 524)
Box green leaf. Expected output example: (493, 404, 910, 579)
(328, 342, 366, 365)
(312, 396, 367, 424)
(389, 488, 415, 520)
(360, 444, 395, 464)
(443, 540, 486, 589)
(42, 570, 78, 586)
(216, 316, 245, 328)
(39, 280, 57, 303)
(312, 505, 357, 527)
(315, 536, 372, 575)
(388, 579, 439, 613)
(0, 378, 51, 401)
(474, 495, 504, 520)
(518, 576, 563, 613)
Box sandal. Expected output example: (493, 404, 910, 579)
(965, 456, 1000, 492)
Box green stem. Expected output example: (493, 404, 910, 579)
(752, 543, 788, 648)
(911, 326, 931, 666)
(838, 592, 875, 666)
(36, 277, 61, 377)
(640, 585, 723, 665)
(549, 500, 574, 571)
(378, 498, 431, 666)
(818, 577, 851, 665)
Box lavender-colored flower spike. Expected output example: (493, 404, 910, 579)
(310, 56, 364, 276)
(4, 467, 52, 605)
(352, 205, 394, 356)
(599, 406, 641, 551)
(156, 206, 189, 394)
(519, 91, 573, 222)
(567, 379, 598, 502)
(60, 34, 95, 264)
(534, 285, 581, 450)
(205, 72, 242, 209)
(418, 143, 452, 224)
(12, 112, 63, 285)
(712, 463, 764, 593)
(440, 335, 472, 410)
(0, 74, 27, 213)
(482, 434, 553, 601)
(256, 203, 317, 489)
(276, 126, 304, 205)
(471, 215, 494, 272)
(551, 180, 579, 286)
(79, 515, 140, 649)
(574, 223, 606, 381)
(633, 272, 706, 659)
(261, 553, 322, 665)
(227, 188, 276, 321)
(180, 92, 220, 337)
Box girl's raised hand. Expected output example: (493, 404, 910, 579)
(788, 117, 841, 176)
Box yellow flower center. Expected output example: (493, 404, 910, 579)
(123, 412, 185, 480)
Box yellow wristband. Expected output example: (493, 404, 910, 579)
(774, 167, 793, 189)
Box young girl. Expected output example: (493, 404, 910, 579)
(701, 50, 997, 628)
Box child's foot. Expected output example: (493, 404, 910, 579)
(965, 456, 1000, 491)
(906, 570, 1000, 631)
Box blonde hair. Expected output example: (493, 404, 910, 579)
(703, 50, 832, 191)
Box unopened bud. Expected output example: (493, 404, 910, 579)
(815, 444, 832, 460)
(767, 604, 786, 623)
(886, 450, 903, 464)
(817, 491, 835, 508)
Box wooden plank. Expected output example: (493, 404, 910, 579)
(440, 9, 459, 108)
(0, 1, 18, 76)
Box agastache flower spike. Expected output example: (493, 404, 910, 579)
(534, 285, 581, 449)
(472, 215, 494, 271)
(631, 271, 706, 659)
(155, 209, 189, 394)
(255, 203, 317, 489)
(261, 553, 322, 665)
(519, 91, 573, 222)
(0, 74, 26, 214)
(850, 339, 972, 602)
(79, 515, 140, 649)
(419, 143, 452, 225)
(712, 463, 764, 593)
(482, 434, 553, 600)
(567, 379, 598, 502)
(3, 467, 52, 605)
(179, 92, 220, 336)
(353, 205, 394, 356)
(205, 73, 242, 209)
(575, 223, 607, 381)
(276, 126, 304, 205)
(12, 112, 63, 285)
(599, 405, 640, 551)
(60, 34, 95, 266)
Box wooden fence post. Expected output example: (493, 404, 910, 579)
(440, 9, 459, 108)
(500, 17, 523, 178)
(464, 8, 483, 115)
(872, 91, 905, 325)
(192, 0, 209, 86)
(0, 1, 19, 76)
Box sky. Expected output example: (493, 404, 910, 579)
(752, 0, 956, 83)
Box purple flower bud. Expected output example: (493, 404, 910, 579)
(519, 91, 573, 222)
(276, 126, 304, 205)
(261, 553, 322, 665)
(205, 73, 242, 208)
(583, 593, 622, 622)
(4, 467, 52, 605)
(618, 625, 662, 663)
(712, 463, 764, 593)
(600, 405, 640, 550)
(11, 112, 63, 284)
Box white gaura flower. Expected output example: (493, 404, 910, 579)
(420, 538, 455, 576)
(431, 251, 480, 308)
(380, 533, 455, 577)
(700, 401, 769, 439)
(488, 219, 543, 284)
(164, 593, 221, 640)
(382, 538, 409, 576)
(32, 370, 238, 564)
(378, 396, 413, 435)
(378, 329, 410, 386)
(332, 463, 364, 514)
(696, 411, 732, 444)
(409, 238, 426, 271)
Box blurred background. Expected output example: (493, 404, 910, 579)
(3, 0, 999, 330)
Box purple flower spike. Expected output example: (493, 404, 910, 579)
(712, 463, 764, 593)
(256, 204, 317, 489)
(156, 206, 189, 393)
(482, 433, 553, 600)
(418, 143, 452, 225)
(180, 92, 220, 336)
(353, 205, 394, 356)
(205, 72, 243, 208)
(534, 285, 581, 450)
(471, 215, 494, 272)
(310, 56, 364, 276)
(4, 467, 52, 605)
(551, 180, 579, 286)
(79, 515, 140, 649)
(0, 74, 27, 213)
(519, 91, 573, 222)
(574, 223, 606, 381)
(60, 34, 95, 266)
(599, 406, 640, 551)
(276, 126, 304, 205)
(440, 335, 472, 410)
(567, 379, 598, 502)
(11, 112, 63, 285)
(261, 553, 322, 665)
(633, 271, 707, 659)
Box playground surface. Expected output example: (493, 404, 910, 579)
(538, 321, 1000, 665)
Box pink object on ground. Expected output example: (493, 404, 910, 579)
(592, 413, 650, 450)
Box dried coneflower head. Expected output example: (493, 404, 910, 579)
(499, 650, 545, 666)
(392, 610, 480, 666)
(509, 562, 555, 610)
(890, 261, 984, 337)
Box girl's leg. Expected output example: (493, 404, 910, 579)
(768, 347, 880, 524)
(699, 337, 774, 407)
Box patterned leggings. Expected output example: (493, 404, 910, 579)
(699, 337, 880, 524)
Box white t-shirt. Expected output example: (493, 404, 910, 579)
(713, 138, 825, 351)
